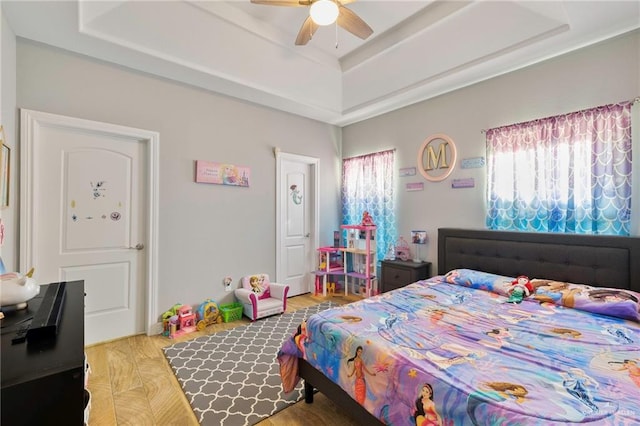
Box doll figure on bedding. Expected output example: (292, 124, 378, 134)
(507, 276, 533, 304)
(294, 319, 308, 358)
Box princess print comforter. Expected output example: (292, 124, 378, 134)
(278, 273, 640, 425)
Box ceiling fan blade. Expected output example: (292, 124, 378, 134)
(295, 16, 319, 45)
(250, 0, 310, 6)
(337, 5, 373, 40)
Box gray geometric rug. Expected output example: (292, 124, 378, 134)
(163, 302, 336, 425)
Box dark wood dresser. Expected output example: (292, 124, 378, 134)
(1, 280, 85, 425)
(380, 260, 431, 292)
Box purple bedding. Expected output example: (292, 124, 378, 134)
(278, 273, 640, 425)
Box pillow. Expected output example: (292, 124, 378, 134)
(444, 269, 515, 297)
(531, 279, 640, 322)
(242, 273, 271, 300)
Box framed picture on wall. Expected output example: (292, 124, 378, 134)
(195, 160, 250, 187)
(0, 126, 9, 208)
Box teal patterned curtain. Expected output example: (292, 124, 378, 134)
(486, 101, 633, 235)
(342, 150, 396, 261)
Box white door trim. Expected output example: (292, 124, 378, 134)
(20, 109, 160, 336)
(275, 151, 319, 287)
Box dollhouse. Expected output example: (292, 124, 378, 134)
(341, 224, 377, 297)
(314, 223, 377, 297)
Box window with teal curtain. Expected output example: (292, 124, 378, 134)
(342, 149, 396, 262)
(486, 101, 633, 235)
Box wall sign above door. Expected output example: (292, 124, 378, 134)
(416, 133, 457, 182)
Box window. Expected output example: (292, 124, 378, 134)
(342, 149, 396, 260)
(486, 101, 633, 235)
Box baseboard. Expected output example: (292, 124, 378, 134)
(148, 321, 163, 336)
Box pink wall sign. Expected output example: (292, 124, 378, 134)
(452, 178, 475, 188)
(195, 161, 250, 187)
(406, 182, 424, 191)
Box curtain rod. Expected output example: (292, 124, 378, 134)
(343, 148, 395, 161)
(480, 97, 640, 134)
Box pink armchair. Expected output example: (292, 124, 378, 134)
(234, 273, 289, 321)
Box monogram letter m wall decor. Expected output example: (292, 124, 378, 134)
(417, 133, 457, 182)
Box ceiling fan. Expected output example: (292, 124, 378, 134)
(250, 0, 373, 46)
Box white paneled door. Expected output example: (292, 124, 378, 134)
(21, 110, 159, 345)
(276, 152, 319, 297)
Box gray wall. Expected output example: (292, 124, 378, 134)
(6, 25, 640, 319)
(15, 39, 342, 312)
(342, 29, 640, 273)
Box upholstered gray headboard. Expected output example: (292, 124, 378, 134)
(438, 228, 640, 293)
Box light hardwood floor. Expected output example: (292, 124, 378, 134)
(85, 293, 362, 425)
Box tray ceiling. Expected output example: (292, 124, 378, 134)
(3, 0, 639, 126)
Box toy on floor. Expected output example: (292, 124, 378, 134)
(164, 304, 197, 338)
(169, 315, 179, 338)
(196, 298, 223, 331)
(177, 305, 196, 334)
(162, 303, 183, 336)
(507, 276, 533, 304)
(162, 311, 174, 336)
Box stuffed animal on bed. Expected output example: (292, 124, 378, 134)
(507, 275, 533, 303)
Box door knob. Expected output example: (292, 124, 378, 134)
(305, 233, 311, 238)
(129, 243, 145, 250)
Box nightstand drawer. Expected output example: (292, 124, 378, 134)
(380, 260, 431, 293)
(382, 268, 412, 288)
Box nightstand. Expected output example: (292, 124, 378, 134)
(380, 260, 431, 293)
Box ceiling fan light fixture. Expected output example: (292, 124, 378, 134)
(310, 0, 339, 26)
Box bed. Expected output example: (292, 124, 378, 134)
(278, 228, 640, 425)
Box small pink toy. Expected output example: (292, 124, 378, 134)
(170, 305, 197, 338)
(178, 305, 197, 333)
